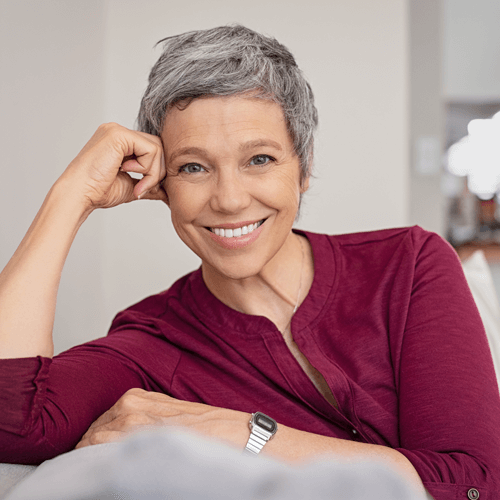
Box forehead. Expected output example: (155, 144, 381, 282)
(161, 96, 294, 155)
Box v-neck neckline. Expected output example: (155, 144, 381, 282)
(185, 229, 339, 339)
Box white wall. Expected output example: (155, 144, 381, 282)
(443, 0, 500, 101)
(0, 0, 109, 354)
(1, 0, 411, 353)
(408, 0, 444, 236)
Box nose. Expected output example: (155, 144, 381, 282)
(209, 168, 252, 214)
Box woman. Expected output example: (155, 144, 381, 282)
(0, 25, 498, 499)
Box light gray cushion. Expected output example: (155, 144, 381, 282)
(0, 464, 36, 500)
(462, 250, 500, 388)
(3, 428, 428, 500)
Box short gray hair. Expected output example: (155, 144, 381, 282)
(137, 25, 318, 180)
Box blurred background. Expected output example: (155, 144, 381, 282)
(1, 0, 499, 354)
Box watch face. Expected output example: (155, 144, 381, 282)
(254, 412, 277, 434)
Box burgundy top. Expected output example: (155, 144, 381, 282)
(1, 227, 499, 499)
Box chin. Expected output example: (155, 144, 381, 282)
(203, 257, 266, 282)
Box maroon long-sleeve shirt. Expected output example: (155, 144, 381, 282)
(1, 226, 499, 499)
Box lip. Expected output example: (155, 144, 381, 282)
(204, 219, 265, 230)
(206, 219, 267, 250)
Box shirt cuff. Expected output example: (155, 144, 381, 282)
(0, 356, 51, 435)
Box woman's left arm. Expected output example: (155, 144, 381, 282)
(393, 230, 500, 499)
(75, 388, 426, 495)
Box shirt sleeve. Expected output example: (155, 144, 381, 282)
(0, 324, 168, 465)
(395, 229, 500, 500)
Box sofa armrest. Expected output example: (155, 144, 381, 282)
(0, 464, 37, 500)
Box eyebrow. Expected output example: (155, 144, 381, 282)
(168, 139, 284, 164)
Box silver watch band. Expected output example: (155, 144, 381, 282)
(245, 424, 274, 454)
(244, 412, 277, 455)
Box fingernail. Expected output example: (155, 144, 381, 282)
(138, 189, 149, 200)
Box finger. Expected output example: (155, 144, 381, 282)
(134, 130, 162, 142)
(141, 391, 177, 402)
(75, 429, 94, 449)
(100, 131, 161, 200)
(139, 182, 169, 203)
(134, 169, 162, 199)
(75, 429, 127, 449)
(119, 133, 165, 200)
(112, 171, 140, 202)
(87, 408, 118, 430)
(81, 402, 123, 438)
(133, 143, 165, 199)
(120, 156, 144, 173)
(74, 439, 88, 450)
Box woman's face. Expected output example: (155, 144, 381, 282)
(161, 95, 308, 280)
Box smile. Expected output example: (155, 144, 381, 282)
(208, 219, 266, 238)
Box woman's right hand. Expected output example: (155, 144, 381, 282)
(0, 123, 168, 359)
(62, 123, 168, 212)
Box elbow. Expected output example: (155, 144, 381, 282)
(0, 430, 72, 465)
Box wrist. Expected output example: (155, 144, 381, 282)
(52, 172, 95, 224)
(244, 412, 278, 456)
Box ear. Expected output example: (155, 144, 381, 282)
(162, 187, 170, 207)
(300, 175, 310, 194)
(150, 183, 169, 206)
(159, 176, 170, 206)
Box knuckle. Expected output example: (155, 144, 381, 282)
(89, 430, 105, 445)
(118, 398, 134, 411)
(119, 388, 143, 408)
(102, 121, 120, 130)
(123, 413, 147, 427)
(124, 387, 144, 397)
(98, 122, 118, 133)
(141, 131, 162, 145)
(99, 122, 126, 141)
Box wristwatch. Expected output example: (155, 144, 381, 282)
(244, 412, 278, 455)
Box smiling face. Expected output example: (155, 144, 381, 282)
(161, 95, 308, 281)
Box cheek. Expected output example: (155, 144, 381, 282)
(166, 181, 205, 223)
(258, 172, 301, 215)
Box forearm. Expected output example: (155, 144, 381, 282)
(73, 391, 428, 495)
(140, 399, 426, 495)
(0, 175, 90, 359)
(260, 423, 426, 495)
(187, 409, 427, 495)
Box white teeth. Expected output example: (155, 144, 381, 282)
(210, 220, 264, 238)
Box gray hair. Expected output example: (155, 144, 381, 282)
(137, 24, 318, 180)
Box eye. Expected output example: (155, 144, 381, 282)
(179, 163, 205, 174)
(249, 154, 274, 166)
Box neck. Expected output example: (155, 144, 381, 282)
(201, 231, 314, 332)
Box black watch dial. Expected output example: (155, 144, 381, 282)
(254, 412, 277, 434)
